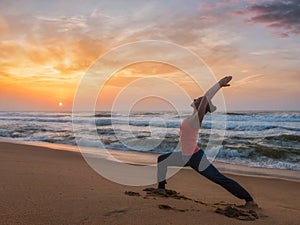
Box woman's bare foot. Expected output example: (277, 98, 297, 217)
(245, 200, 258, 208)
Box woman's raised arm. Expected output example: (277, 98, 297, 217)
(192, 76, 232, 127)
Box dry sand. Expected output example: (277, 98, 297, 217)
(0, 141, 299, 225)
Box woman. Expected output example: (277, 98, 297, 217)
(157, 76, 257, 207)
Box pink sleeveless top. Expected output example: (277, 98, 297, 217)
(180, 117, 200, 156)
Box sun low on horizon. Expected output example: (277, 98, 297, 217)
(0, 0, 299, 112)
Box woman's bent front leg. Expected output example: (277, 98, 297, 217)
(157, 151, 185, 189)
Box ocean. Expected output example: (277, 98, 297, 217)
(0, 111, 299, 171)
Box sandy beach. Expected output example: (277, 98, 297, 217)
(0, 141, 299, 225)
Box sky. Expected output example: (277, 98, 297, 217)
(0, 0, 299, 111)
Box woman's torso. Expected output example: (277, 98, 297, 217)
(180, 117, 200, 156)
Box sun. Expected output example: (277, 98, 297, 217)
(58, 102, 63, 107)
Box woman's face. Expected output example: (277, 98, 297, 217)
(191, 97, 202, 109)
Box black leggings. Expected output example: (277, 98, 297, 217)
(157, 150, 253, 202)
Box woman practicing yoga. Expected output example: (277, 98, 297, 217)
(157, 76, 257, 207)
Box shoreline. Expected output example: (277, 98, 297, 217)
(1, 138, 299, 182)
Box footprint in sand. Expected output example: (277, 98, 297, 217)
(142, 187, 191, 200)
(159, 204, 201, 213)
(158, 204, 186, 212)
(104, 209, 128, 217)
(124, 191, 140, 197)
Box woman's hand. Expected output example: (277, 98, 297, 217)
(218, 76, 232, 87)
(204, 76, 232, 101)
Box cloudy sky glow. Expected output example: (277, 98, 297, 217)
(0, 0, 299, 111)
